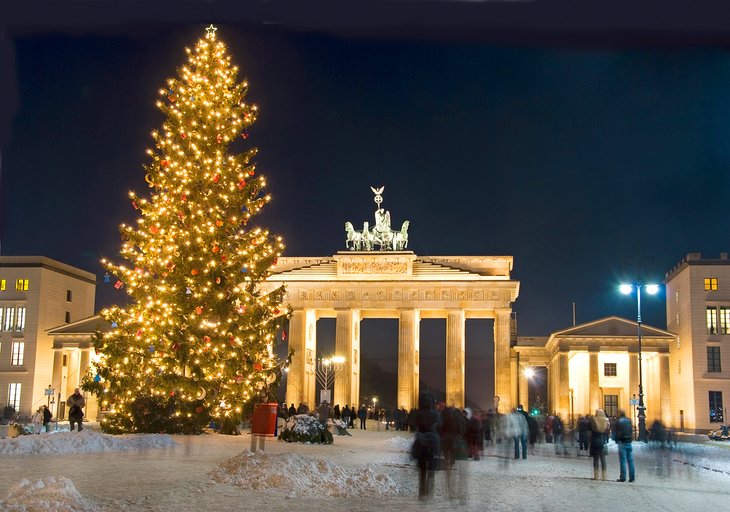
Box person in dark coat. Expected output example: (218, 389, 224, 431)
(333, 404, 341, 420)
(412, 392, 441, 500)
(67, 388, 86, 432)
(358, 405, 367, 429)
(288, 403, 296, 417)
(42, 405, 53, 432)
(342, 405, 352, 427)
(589, 409, 609, 480)
(466, 410, 484, 460)
(577, 415, 590, 455)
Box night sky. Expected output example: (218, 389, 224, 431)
(3, 4, 730, 408)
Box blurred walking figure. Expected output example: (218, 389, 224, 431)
(411, 392, 440, 500)
(67, 388, 86, 432)
(589, 409, 609, 480)
(552, 414, 568, 455)
(31, 407, 43, 434)
(508, 408, 529, 460)
(466, 410, 484, 460)
(358, 405, 367, 430)
(42, 405, 53, 432)
(577, 415, 590, 455)
(613, 409, 635, 482)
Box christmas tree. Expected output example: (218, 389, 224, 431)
(84, 25, 288, 434)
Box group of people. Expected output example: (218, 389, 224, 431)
(29, 388, 86, 434)
(282, 402, 415, 431)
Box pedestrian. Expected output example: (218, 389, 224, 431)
(67, 388, 86, 432)
(466, 410, 484, 460)
(31, 407, 43, 434)
(288, 403, 296, 417)
(317, 401, 330, 426)
(333, 403, 341, 420)
(509, 407, 529, 460)
(358, 405, 367, 429)
(577, 415, 590, 455)
(411, 392, 440, 500)
(589, 409, 609, 480)
(42, 405, 53, 432)
(613, 409, 635, 482)
(553, 414, 568, 455)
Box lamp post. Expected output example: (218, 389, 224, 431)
(620, 282, 660, 442)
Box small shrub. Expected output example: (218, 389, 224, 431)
(278, 414, 333, 444)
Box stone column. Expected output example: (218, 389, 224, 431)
(446, 310, 466, 407)
(51, 351, 64, 418)
(558, 353, 570, 419)
(334, 309, 360, 409)
(398, 309, 420, 411)
(589, 350, 600, 413)
(285, 309, 317, 409)
(628, 352, 638, 412)
(659, 354, 671, 425)
(494, 309, 513, 413)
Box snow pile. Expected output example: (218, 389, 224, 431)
(0, 476, 98, 512)
(0, 430, 176, 456)
(278, 414, 333, 444)
(383, 436, 413, 452)
(211, 450, 404, 497)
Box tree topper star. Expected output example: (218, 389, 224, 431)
(206, 24, 217, 37)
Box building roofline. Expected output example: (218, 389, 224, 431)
(0, 256, 96, 284)
(665, 252, 730, 282)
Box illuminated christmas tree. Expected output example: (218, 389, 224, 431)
(84, 25, 287, 434)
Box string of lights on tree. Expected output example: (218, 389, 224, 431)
(84, 25, 289, 434)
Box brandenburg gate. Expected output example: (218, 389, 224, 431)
(265, 187, 520, 411)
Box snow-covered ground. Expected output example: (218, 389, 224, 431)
(1, 427, 730, 511)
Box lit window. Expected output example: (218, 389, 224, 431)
(708, 346, 721, 373)
(15, 307, 26, 331)
(708, 307, 718, 335)
(710, 391, 724, 423)
(604, 395, 618, 418)
(705, 278, 719, 291)
(15, 279, 29, 291)
(0, 279, 5, 291)
(3, 307, 14, 331)
(720, 307, 730, 335)
(675, 291, 679, 303)
(11, 341, 24, 366)
(604, 363, 617, 377)
(7, 383, 21, 412)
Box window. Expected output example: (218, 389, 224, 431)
(0, 279, 5, 291)
(604, 394, 619, 418)
(65, 311, 71, 323)
(710, 391, 724, 423)
(11, 341, 24, 366)
(708, 307, 718, 334)
(676, 313, 680, 326)
(721, 307, 730, 335)
(706, 278, 719, 291)
(3, 307, 14, 331)
(604, 363, 617, 377)
(15, 307, 26, 331)
(66, 290, 72, 302)
(708, 346, 722, 373)
(675, 291, 679, 303)
(7, 383, 21, 412)
(15, 279, 28, 291)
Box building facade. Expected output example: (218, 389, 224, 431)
(0, 257, 96, 419)
(665, 252, 730, 433)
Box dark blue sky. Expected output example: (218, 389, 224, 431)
(3, 8, 730, 407)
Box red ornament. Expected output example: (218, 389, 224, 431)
(150, 226, 159, 234)
(212, 173, 220, 183)
(195, 406, 204, 413)
(216, 134, 222, 143)
(171, 344, 179, 352)
(168, 94, 176, 102)
(195, 306, 203, 315)
(215, 220, 224, 227)
(237, 179, 246, 190)
(273, 258, 278, 265)
(242, 130, 249, 139)
(161, 160, 170, 168)
(215, 277, 221, 284)
(212, 245, 219, 253)
(181, 194, 187, 202)
(238, 306, 246, 314)
(132, 201, 139, 210)
(273, 308, 280, 315)
(191, 269, 199, 275)
(248, 169, 255, 176)
(136, 329, 142, 337)
(114, 280, 124, 289)
(254, 362, 263, 370)
(203, 336, 211, 343)
(181, 132, 187, 139)
(235, 376, 244, 383)
(281, 329, 287, 341)
(221, 255, 227, 262)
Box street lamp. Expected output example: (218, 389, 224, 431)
(620, 282, 660, 442)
